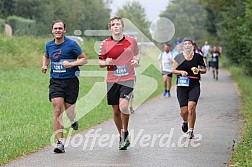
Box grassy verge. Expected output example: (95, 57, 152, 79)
(0, 67, 110, 164)
(222, 57, 252, 166)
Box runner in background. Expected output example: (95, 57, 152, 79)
(210, 46, 221, 80)
(201, 41, 211, 69)
(129, 76, 136, 113)
(158, 43, 174, 97)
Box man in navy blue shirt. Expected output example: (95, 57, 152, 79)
(42, 20, 88, 153)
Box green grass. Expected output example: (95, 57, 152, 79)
(0, 66, 112, 164)
(221, 56, 252, 166)
(0, 35, 48, 67)
(0, 67, 51, 163)
(229, 67, 252, 166)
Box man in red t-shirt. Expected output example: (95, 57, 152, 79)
(98, 16, 140, 150)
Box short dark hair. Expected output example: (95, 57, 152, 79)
(108, 16, 124, 29)
(183, 37, 193, 44)
(52, 20, 66, 29)
(164, 43, 170, 47)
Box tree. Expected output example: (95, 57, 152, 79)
(116, 1, 151, 39)
(160, 0, 208, 45)
(200, 0, 252, 75)
(0, 0, 15, 18)
(0, 0, 111, 36)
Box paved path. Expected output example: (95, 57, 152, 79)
(4, 68, 242, 167)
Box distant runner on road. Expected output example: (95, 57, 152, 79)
(158, 43, 174, 97)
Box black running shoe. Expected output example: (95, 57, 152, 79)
(119, 136, 130, 150)
(182, 122, 188, 133)
(119, 141, 121, 149)
(129, 107, 134, 113)
(54, 141, 65, 153)
(71, 121, 79, 130)
(187, 130, 194, 139)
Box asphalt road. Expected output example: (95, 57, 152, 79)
(4, 67, 242, 167)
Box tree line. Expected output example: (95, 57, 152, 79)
(0, 0, 112, 35)
(1, 0, 251, 75)
(201, 0, 252, 75)
(160, 0, 252, 75)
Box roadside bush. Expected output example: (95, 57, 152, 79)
(0, 18, 5, 33)
(6, 16, 36, 36)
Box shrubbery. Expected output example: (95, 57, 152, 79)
(6, 16, 36, 36)
(0, 18, 5, 33)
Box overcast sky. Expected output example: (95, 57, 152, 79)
(109, 0, 171, 22)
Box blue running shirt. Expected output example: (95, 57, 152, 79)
(45, 37, 83, 79)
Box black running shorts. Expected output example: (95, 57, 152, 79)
(107, 80, 134, 105)
(161, 71, 173, 77)
(176, 85, 200, 107)
(211, 62, 219, 69)
(49, 77, 79, 104)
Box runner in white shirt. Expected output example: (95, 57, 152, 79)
(201, 41, 211, 68)
(158, 43, 174, 97)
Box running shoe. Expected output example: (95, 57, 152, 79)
(129, 107, 134, 113)
(71, 121, 79, 130)
(54, 141, 65, 153)
(119, 135, 130, 150)
(167, 92, 171, 97)
(187, 130, 194, 139)
(119, 140, 122, 149)
(182, 122, 188, 133)
(163, 91, 167, 96)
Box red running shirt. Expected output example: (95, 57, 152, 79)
(99, 36, 139, 82)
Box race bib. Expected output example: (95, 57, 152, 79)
(212, 57, 217, 62)
(114, 65, 129, 76)
(177, 77, 190, 86)
(164, 62, 172, 69)
(51, 62, 66, 73)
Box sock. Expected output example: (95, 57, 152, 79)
(58, 139, 64, 144)
(189, 128, 193, 131)
(71, 118, 77, 124)
(123, 131, 129, 140)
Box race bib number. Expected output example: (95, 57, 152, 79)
(114, 65, 129, 76)
(212, 57, 217, 62)
(51, 62, 66, 73)
(177, 77, 190, 86)
(163, 62, 172, 69)
(163, 62, 170, 68)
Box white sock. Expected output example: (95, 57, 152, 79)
(58, 139, 64, 144)
(71, 118, 77, 124)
